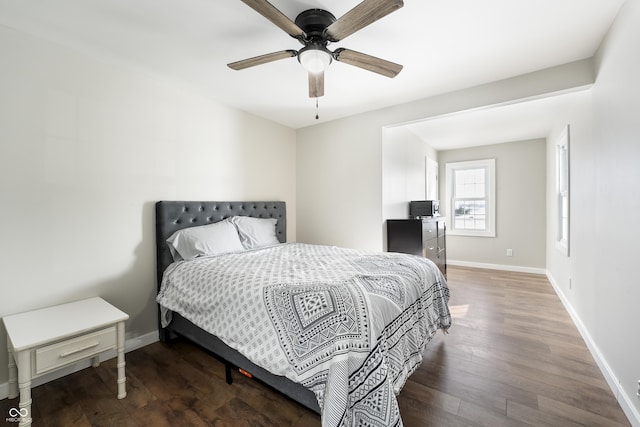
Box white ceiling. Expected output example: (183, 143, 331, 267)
(0, 0, 625, 140)
(402, 89, 592, 151)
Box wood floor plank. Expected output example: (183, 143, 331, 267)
(537, 394, 630, 427)
(398, 396, 475, 427)
(6, 266, 630, 426)
(457, 400, 529, 427)
(94, 358, 158, 411)
(506, 399, 584, 427)
(399, 378, 462, 415)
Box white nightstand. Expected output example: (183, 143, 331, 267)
(3, 297, 129, 427)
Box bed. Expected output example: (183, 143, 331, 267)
(155, 201, 451, 427)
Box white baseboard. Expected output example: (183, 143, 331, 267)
(448, 259, 547, 275)
(546, 272, 640, 427)
(0, 330, 158, 400)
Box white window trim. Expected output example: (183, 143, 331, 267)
(445, 159, 496, 237)
(556, 125, 570, 256)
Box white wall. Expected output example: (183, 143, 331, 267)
(547, 0, 640, 422)
(382, 127, 436, 220)
(439, 139, 547, 271)
(0, 26, 296, 385)
(296, 114, 383, 250)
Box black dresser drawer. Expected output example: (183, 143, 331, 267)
(387, 217, 446, 278)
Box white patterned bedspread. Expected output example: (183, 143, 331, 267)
(157, 243, 451, 427)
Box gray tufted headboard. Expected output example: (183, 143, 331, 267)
(155, 201, 286, 292)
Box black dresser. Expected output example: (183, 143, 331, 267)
(387, 218, 447, 278)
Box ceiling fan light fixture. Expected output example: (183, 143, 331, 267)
(229, 1, 405, 98)
(298, 46, 332, 73)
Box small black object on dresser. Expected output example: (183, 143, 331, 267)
(387, 218, 447, 278)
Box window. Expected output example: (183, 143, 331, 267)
(445, 159, 496, 237)
(556, 125, 570, 256)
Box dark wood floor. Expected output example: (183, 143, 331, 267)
(2, 266, 631, 426)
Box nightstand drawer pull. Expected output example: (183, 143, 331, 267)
(59, 342, 99, 358)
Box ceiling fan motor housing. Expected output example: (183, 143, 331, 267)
(295, 9, 336, 71)
(294, 9, 336, 44)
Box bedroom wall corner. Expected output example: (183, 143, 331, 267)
(296, 115, 384, 251)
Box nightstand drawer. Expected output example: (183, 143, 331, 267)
(35, 327, 116, 375)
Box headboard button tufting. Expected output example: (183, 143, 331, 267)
(156, 200, 286, 296)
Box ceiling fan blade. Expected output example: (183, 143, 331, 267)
(228, 50, 297, 70)
(334, 48, 402, 78)
(309, 71, 325, 98)
(325, 0, 403, 42)
(240, 0, 306, 39)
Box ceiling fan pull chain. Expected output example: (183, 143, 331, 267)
(315, 97, 320, 120)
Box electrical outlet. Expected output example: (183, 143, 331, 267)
(506, 248, 513, 257)
(637, 379, 640, 398)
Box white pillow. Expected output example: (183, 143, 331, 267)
(230, 216, 280, 249)
(166, 219, 245, 260)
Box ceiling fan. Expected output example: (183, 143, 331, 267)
(228, 0, 404, 98)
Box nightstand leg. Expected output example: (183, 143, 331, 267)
(116, 321, 126, 399)
(17, 350, 32, 427)
(8, 347, 18, 399)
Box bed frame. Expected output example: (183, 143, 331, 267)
(155, 201, 320, 414)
